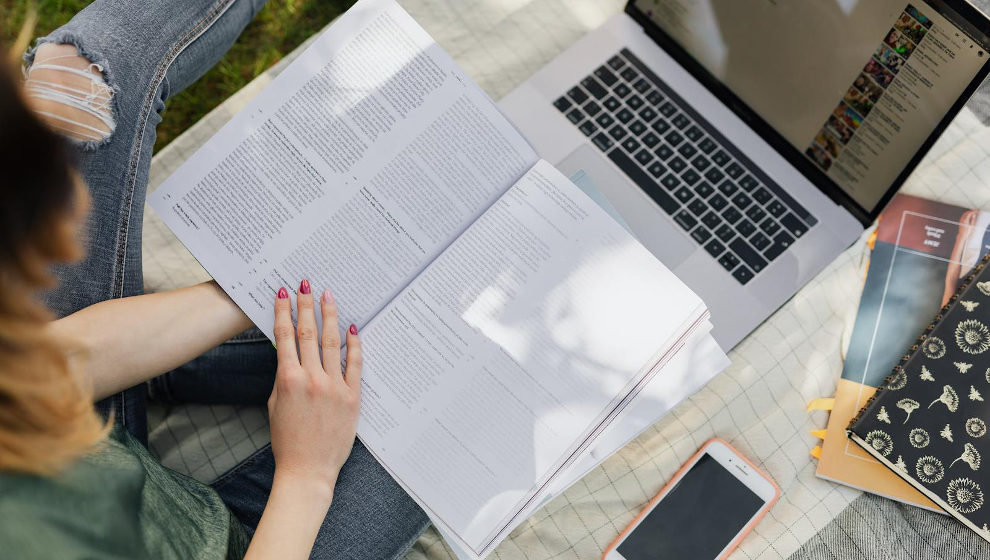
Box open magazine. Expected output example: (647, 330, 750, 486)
(148, 0, 727, 557)
(817, 193, 990, 510)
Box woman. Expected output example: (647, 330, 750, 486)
(0, 1, 427, 558)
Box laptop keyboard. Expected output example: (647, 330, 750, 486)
(553, 48, 818, 285)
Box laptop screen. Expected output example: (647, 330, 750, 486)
(630, 0, 990, 215)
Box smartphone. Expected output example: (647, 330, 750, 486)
(602, 438, 779, 560)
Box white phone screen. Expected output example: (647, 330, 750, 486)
(616, 453, 765, 559)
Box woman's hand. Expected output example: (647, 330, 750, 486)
(268, 279, 362, 496)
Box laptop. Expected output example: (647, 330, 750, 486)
(500, 0, 990, 349)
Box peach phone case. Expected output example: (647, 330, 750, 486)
(602, 438, 780, 560)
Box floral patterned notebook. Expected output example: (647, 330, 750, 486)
(849, 252, 990, 543)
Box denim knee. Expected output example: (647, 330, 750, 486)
(23, 38, 118, 148)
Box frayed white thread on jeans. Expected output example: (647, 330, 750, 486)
(24, 54, 115, 142)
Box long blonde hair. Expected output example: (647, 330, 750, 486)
(0, 20, 109, 476)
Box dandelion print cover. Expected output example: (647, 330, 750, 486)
(849, 252, 990, 542)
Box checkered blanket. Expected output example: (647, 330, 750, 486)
(142, 1, 990, 558)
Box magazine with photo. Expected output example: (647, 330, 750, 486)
(817, 193, 990, 509)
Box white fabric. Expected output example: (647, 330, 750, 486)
(143, 1, 990, 558)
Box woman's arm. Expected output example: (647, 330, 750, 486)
(244, 282, 362, 560)
(49, 281, 252, 400)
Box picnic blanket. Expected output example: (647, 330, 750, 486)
(142, 1, 990, 558)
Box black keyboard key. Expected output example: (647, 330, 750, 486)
(678, 143, 698, 160)
(608, 150, 679, 215)
(604, 96, 622, 111)
(715, 223, 735, 242)
(659, 101, 677, 117)
(607, 55, 625, 70)
(688, 198, 708, 216)
(674, 211, 697, 231)
(614, 83, 632, 98)
(627, 95, 644, 110)
(622, 137, 641, 153)
(592, 132, 614, 151)
(732, 266, 754, 285)
(740, 175, 759, 191)
(685, 125, 704, 142)
(709, 194, 728, 211)
(596, 113, 615, 128)
(634, 149, 653, 165)
(581, 76, 608, 99)
(723, 207, 742, 225)
(701, 212, 721, 229)
(568, 86, 589, 104)
(566, 108, 583, 124)
(698, 137, 717, 154)
(760, 217, 781, 236)
(633, 77, 651, 93)
(578, 120, 597, 137)
(661, 174, 681, 190)
(554, 96, 572, 112)
(642, 132, 661, 148)
(764, 231, 794, 261)
(753, 187, 772, 205)
(655, 144, 675, 161)
(674, 187, 693, 203)
(717, 181, 738, 197)
(671, 113, 690, 130)
(732, 192, 752, 210)
(718, 252, 740, 271)
(584, 101, 602, 117)
(682, 169, 701, 186)
(646, 90, 665, 105)
(647, 161, 667, 178)
(692, 154, 711, 172)
(665, 130, 684, 147)
(766, 200, 787, 218)
(712, 150, 730, 167)
(652, 119, 671, 135)
(781, 213, 808, 237)
(609, 125, 627, 141)
(668, 157, 687, 174)
(629, 120, 647, 136)
(639, 107, 658, 122)
(705, 239, 726, 258)
(751, 232, 771, 251)
(696, 182, 715, 198)
(729, 238, 768, 273)
(737, 219, 756, 238)
(691, 227, 712, 244)
(594, 66, 618, 86)
(725, 161, 744, 180)
(704, 167, 725, 184)
(745, 205, 767, 223)
(620, 66, 638, 82)
(616, 108, 635, 124)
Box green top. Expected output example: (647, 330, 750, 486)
(0, 426, 249, 559)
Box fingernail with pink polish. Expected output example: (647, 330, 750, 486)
(299, 279, 311, 295)
(323, 289, 333, 303)
(277, 287, 288, 299)
(349, 324, 358, 335)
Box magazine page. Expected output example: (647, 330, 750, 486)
(147, 0, 537, 338)
(818, 193, 990, 508)
(356, 160, 708, 557)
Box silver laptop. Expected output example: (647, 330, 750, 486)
(500, 0, 990, 349)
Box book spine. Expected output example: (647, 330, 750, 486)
(846, 251, 990, 433)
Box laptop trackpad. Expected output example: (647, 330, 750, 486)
(556, 145, 695, 268)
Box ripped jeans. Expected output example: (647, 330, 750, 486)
(26, 1, 428, 558)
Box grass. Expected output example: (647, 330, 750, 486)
(1, 0, 356, 151)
